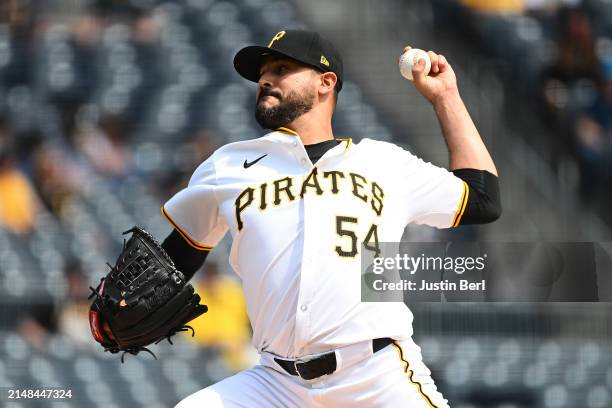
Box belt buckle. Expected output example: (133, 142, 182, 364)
(293, 356, 311, 379)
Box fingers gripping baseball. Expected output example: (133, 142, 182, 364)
(399, 46, 458, 104)
(411, 55, 429, 82)
(427, 51, 441, 74)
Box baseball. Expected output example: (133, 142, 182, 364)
(398, 48, 431, 81)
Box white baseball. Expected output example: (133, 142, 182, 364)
(398, 48, 431, 81)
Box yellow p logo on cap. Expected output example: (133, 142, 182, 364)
(320, 55, 330, 67)
(267, 31, 286, 48)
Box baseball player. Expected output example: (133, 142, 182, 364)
(159, 30, 501, 407)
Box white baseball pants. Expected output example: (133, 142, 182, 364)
(175, 338, 449, 408)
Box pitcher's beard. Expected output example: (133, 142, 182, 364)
(255, 89, 315, 130)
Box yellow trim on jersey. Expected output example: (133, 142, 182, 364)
(160, 207, 214, 252)
(336, 137, 352, 152)
(451, 181, 469, 227)
(391, 341, 439, 408)
(276, 127, 352, 152)
(276, 127, 299, 136)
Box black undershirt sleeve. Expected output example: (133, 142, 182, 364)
(161, 229, 209, 281)
(452, 169, 502, 225)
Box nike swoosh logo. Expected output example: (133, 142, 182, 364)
(243, 154, 267, 168)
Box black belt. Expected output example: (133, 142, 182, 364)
(274, 337, 393, 380)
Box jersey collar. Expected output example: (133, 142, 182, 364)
(275, 127, 352, 152)
(335, 137, 352, 152)
(276, 127, 299, 136)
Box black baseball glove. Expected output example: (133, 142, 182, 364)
(88, 226, 208, 361)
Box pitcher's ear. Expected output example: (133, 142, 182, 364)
(319, 71, 337, 96)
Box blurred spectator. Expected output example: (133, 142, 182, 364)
(459, 0, 586, 15)
(16, 299, 57, 352)
(29, 142, 83, 220)
(92, 0, 146, 19)
(157, 128, 220, 200)
(175, 129, 219, 174)
(128, 8, 163, 123)
(540, 7, 602, 123)
(0, 0, 32, 32)
(523, 0, 582, 13)
(131, 8, 160, 46)
(75, 114, 134, 180)
(0, 116, 40, 234)
(574, 59, 612, 195)
(0, 0, 33, 87)
(459, 0, 524, 14)
(184, 129, 220, 168)
(187, 262, 253, 371)
(69, 13, 103, 102)
(56, 259, 94, 348)
(18, 259, 100, 352)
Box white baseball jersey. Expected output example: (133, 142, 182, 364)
(162, 127, 468, 359)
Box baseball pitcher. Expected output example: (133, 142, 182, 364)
(91, 29, 501, 407)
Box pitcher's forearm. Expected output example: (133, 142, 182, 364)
(433, 90, 498, 175)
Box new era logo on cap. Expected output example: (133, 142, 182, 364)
(233, 29, 344, 91)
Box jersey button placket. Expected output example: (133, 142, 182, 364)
(294, 159, 315, 354)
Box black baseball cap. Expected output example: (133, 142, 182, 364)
(233, 29, 344, 92)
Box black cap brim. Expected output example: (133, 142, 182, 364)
(233, 45, 320, 84)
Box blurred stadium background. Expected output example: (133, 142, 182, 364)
(0, 0, 612, 407)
